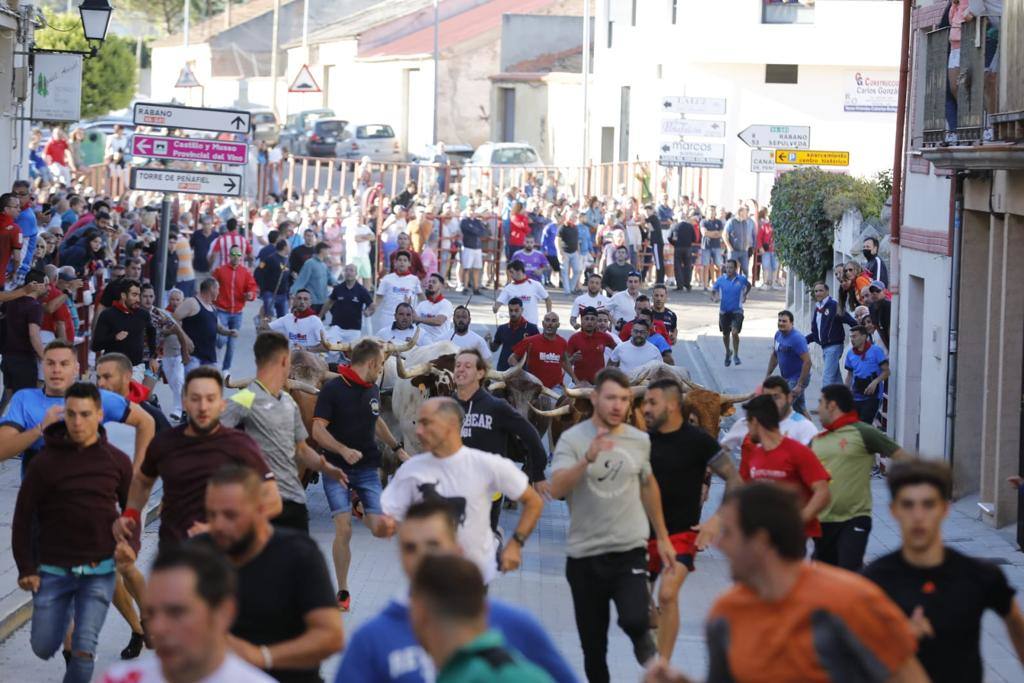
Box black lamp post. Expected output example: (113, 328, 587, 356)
(79, 0, 113, 55)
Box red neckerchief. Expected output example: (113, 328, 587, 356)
(511, 277, 529, 285)
(823, 411, 861, 432)
(850, 340, 873, 358)
(425, 293, 444, 303)
(128, 381, 151, 404)
(113, 301, 132, 314)
(338, 363, 372, 388)
(292, 308, 316, 320)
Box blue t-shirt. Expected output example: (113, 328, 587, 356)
(713, 274, 749, 313)
(541, 223, 560, 257)
(845, 343, 888, 399)
(328, 282, 373, 331)
(774, 328, 809, 383)
(493, 321, 539, 370)
(649, 332, 671, 354)
(336, 597, 577, 683)
(0, 387, 131, 453)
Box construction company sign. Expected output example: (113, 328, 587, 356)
(843, 71, 898, 113)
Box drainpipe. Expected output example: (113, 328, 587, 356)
(890, 0, 912, 244)
(944, 173, 962, 469)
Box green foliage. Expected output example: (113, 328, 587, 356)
(34, 11, 136, 119)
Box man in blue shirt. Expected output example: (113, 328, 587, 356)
(766, 310, 812, 416)
(11, 180, 37, 280)
(710, 259, 751, 366)
(845, 325, 889, 424)
(323, 262, 376, 346)
(488, 297, 540, 370)
(337, 499, 577, 683)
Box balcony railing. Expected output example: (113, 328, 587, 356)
(922, 19, 988, 146)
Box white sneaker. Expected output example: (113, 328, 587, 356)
(983, 127, 995, 142)
(944, 130, 959, 144)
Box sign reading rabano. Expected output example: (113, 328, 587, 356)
(31, 53, 83, 122)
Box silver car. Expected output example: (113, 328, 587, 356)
(336, 123, 404, 163)
(464, 142, 544, 188)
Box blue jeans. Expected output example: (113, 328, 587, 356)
(563, 252, 582, 294)
(31, 570, 116, 683)
(787, 377, 807, 415)
(216, 310, 243, 371)
(322, 467, 383, 517)
(821, 344, 844, 388)
(261, 291, 288, 321)
(177, 279, 196, 298)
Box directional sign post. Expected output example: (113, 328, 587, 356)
(131, 168, 242, 197)
(132, 134, 249, 165)
(658, 141, 725, 169)
(751, 149, 776, 174)
(774, 149, 850, 167)
(661, 96, 727, 116)
(133, 102, 251, 135)
(660, 118, 725, 138)
(738, 124, 811, 150)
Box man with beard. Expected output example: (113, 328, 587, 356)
(198, 466, 343, 683)
(566, 307, 617, 385)
(508, 311, 571, 389)
(113, 366, 282, 554)
(570, 273, 612, 331)
(414, 273, 454, 346)
(449, 306, 490, 357)
(377, 302, 419, 346)
(489, 298, 539, 371)
(268, 290, 326, 350)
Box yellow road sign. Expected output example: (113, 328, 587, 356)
(774, 149, 850, 166)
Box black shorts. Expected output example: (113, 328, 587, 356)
(719, 311, 744, 334)
(273, 500, 310, 534)
(546, 254, 561, 272)
(2, 353, 38, 393)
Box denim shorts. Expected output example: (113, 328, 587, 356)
(322, 467, 383, 517)
(701, 247, 722, 266)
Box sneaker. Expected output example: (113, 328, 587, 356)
(473, 288, 483, 295)
(121, 631, 145, 660)
(734, 356, 742, 366)
(724, 354, 732, 367)
(337, 590, 351, 612)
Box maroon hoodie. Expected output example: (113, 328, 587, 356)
(12, 423, 132, 577)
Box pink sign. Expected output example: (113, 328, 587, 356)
(131, 134, 248, 165)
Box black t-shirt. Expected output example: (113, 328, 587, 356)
(652, 307, 678, 334)
(646, 215, 663, 245)
(2, 296, 43, 355)
(649, 424, 721, 536)
(671, 221, 696, 248)
(195, 529, 336, 683)
(558, 224, 579, 253)
(328, 283, 373, 331)
(313, 375, 381, 471)
(862, 548, 1016, 683)
(602, 263, 632, 293)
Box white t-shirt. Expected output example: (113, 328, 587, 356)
(609, 341, 662, 373)
(440, 217, 461, 250)
(571, 292, 613, 319)
(251, 217, 270, 253)
(269, 313, 325, 348)
(101, 652, 276, 683)
(376, 273, 422, 317)
(381, 447, 529, 583)
(344, 218, 373, 259)
(720, 409, 820, 449)
(383, 216, 407, 242)
(451, 330, 491, 358)
(608, 290, 640, 326)
(496, 279, 550, 325)
(377, 325, 418, 345)
(415, 297, 454, 346)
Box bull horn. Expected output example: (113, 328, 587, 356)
(384, 328, 420, 355)
(287, 379, 320, 394)
(485, 351, 526, 381)
(631, 385, 647, 397)
(323, 370, 341, 381)
(721, 391, 756, 406)
(225, 374, 253, 389)
(540, 387, 561, 400)
(488, 382, 506, 392)
(396, 353, 432, 379)
(529, 403, 572, 418)
(320, 332, 351, 353)
(564, 386, 594, 399)
(631, 368, 651, 385)
(680, 377, 708, 393)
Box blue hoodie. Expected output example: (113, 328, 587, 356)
(336, 597, 577, 683)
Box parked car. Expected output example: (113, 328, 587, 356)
(307, 118, 350, 158)
(250, 109, 279, 145)
(278, 108, 336, 155)
(464, 142, 544, 187)
(409, 142, 474, 184)
(336, 123, 404, 163)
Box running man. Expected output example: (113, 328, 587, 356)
(494, 260, 551, 326)
(710, 259, 750, 366)
(720, 376, 819, 450)
(765, 310, 811, 416)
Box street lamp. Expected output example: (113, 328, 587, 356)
(79, 0, 113, 48)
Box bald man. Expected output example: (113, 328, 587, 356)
(380, 398, 544, 584)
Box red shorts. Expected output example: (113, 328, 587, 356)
(647, 531, 698, 575)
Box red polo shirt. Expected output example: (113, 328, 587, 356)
(567, 330, 618, 383)
(739, 436, 831, 538)
(512, 333, 568, 388)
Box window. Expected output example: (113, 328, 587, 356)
(631, 0, 637, 26)
(671, 0, 678, 24)
(607, 20, 613, 48)
(491, 146, 538, 164)
(356, 124, 395, 139)
(765, 64, 799, 84)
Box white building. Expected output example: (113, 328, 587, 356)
(587, 0, 903, 205)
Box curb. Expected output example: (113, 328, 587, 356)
(0, 496, 162, 643)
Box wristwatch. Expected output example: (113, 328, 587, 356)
(510, 532, 528, 547)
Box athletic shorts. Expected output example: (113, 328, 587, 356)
(349, 256, 371, 279)
(546, 254, 561, 272)
(701, 247, 722, 266)
(719, 311, 744, 334)
(462, 248, 483, 269)
(648, 531, 698, 575)
(322, 467, 383, 517)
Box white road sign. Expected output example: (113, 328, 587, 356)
(751, 149, 776, 174)
(660, 95, 727, 116)
(131, 168, 243, 197)
(737, 124, 811, 150)
(660, 118, 726, 137)
(659, 141, 725, 168)
(133, 102, 251, 135)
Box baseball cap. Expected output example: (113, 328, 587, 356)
(868, 280, 885, 292)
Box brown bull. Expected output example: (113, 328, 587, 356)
(488, 370, 560, 439)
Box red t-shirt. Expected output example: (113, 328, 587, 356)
(619, 318, 670, 342)
(739, 435, 830, 538)
(44, 138, 70, 166)
(567, 330, 618, 383)
(512, 333, 568, 388)
(0, 215, 22, 286)
(40, 285, 74, 341)
(509, 213, 531, 246)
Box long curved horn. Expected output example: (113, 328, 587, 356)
(287, 379, 320, 394)
(529, 403, 572, 418)
(564, 386, 594, 399)
(720, 391, 756, 406)
(631, 367, 651, 385)
(320, 332, 351, 353)
(396, 353, 432, 379)
(631, 385, 647, 397)
(323, 370, 340, 381)
(385, 328, 419, 355)
(485, 351, 527, 381)
(225, 374, 253, 389)
(540, 387, 561, 400)
(488, 381, 506, 392)
(680, 377, 708, 393)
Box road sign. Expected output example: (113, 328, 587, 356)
(660, 95, 727, 116)
(132, 134, 249, 165)
(289, 64, 321, 93)
(751, 149, 776, 173)
(660, 118, 725, 137)
(175, 64, 201, 88)
(738, 124, 811, 150)
(133, 102, 250, 135)
(774, 149, 850, 166)
(659, 141, 725, 168)
(130, 167, 243, 197)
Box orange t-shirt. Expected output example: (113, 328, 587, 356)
(706, 563, 917, 683)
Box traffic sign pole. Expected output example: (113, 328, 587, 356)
(156, 194, 172, 307)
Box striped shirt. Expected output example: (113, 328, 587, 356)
(208, 232, 251, 269)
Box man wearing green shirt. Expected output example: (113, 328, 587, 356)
(410, 554, 554, 683)
(812, 384, 909, 570)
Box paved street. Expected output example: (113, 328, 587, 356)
(0, 285, 1022, 681)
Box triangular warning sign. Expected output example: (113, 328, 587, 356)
(175, 64, 201, 88)
(289, 64, 321, 93)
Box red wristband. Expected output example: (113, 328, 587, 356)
(122, 508, 141, 525)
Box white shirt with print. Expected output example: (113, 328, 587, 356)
(496, 279, 550, 325)
(269, 313, 325, 348)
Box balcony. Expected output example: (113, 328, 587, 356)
(763, 0, 815, 24)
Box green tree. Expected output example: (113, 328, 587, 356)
(34, 11, 136, 119)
